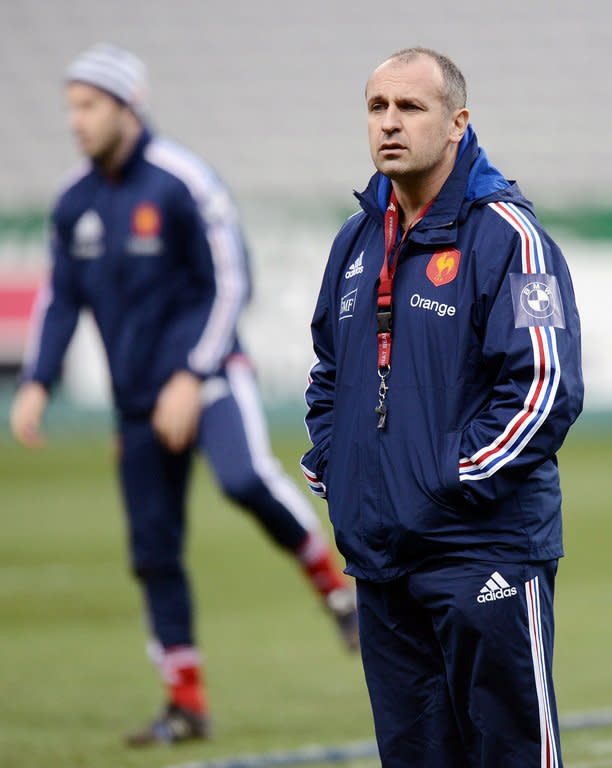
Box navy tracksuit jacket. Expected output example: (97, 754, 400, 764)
(25, 128, 248, 408)
(302, 126, 583, 581)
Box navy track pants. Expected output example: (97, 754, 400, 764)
(118, 356, 322, 647)
(357, 559, 562, 768)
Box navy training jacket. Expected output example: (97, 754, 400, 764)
(301, 127, 583, 582)
(24, 129, 251, 416)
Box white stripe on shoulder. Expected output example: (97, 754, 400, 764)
(505, 203, 546, 273)
(487, 201, 546, 275)
(145, 137, 235, 224)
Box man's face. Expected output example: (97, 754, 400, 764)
(66, 82, 126, 161)
(366, 56, 463, 182)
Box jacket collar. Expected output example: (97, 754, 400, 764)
(93, 126, 152, 181)
(355, 126, 510, 247)
(121, 126, 152, 176)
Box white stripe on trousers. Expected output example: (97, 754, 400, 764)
(525, 576, 559, 768)
(226, 356, 321, 534)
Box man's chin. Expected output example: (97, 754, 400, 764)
(376, 161, 411, 180)
(88, 146, 110, 164)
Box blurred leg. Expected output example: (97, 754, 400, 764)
(118, 415, 209, 738)
(199, 355, 320, 550)
(198, 356, 357, 648)
(118, 415, 193, 646)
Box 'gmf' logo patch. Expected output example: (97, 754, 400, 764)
(339, 288, 357, 320)
(509, 273, 565, 328)
(426, 249, 461, 286)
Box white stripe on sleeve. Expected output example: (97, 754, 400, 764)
(145, 138, 248, 374)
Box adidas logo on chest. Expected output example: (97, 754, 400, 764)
(477, 571, 518, 603)
(345, 251, 364, 279)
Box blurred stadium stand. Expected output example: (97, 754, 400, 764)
(1, 0, 612, 205)
(0, 0, 610, 419)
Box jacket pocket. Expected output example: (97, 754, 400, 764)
(436, 430, 464, 505)
(326, 383, 361, 530)
(398, 430, 466, 513)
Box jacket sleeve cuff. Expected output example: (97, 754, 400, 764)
(300, 460, 327, 499)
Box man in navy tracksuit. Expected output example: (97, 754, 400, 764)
(10, 43, 357, 746)
(302, 47, 583, 767)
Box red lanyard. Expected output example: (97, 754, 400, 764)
(377, 190, 407, 369)
(375, 189, 433, 429)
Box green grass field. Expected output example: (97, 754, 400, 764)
(1, 424, 611, 768)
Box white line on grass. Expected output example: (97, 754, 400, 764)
(561, 710, 612, 731)
(167, 741, 379, 768)
(167, 710, 612, 768)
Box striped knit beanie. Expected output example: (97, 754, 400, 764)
(65, 43, 149, 119)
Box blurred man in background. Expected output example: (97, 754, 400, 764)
(10, 43, 357, 747)
(302, 47, 583, 766)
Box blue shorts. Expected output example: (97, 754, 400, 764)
(357, 559, 562, 768)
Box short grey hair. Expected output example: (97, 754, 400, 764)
(387, 47, 467, 111)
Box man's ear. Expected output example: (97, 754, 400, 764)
(450, 108, 470, 144)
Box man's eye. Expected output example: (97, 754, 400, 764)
(370, 103, 385, 112)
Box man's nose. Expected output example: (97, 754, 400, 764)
(381, 104, 401, 133)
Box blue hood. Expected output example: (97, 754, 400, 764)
(461, 125, 511, 201)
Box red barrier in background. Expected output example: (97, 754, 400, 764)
(0, 276, 41, 365)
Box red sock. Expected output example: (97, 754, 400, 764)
(160, 646, 208, 714)
(297, 531, 347, 597)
